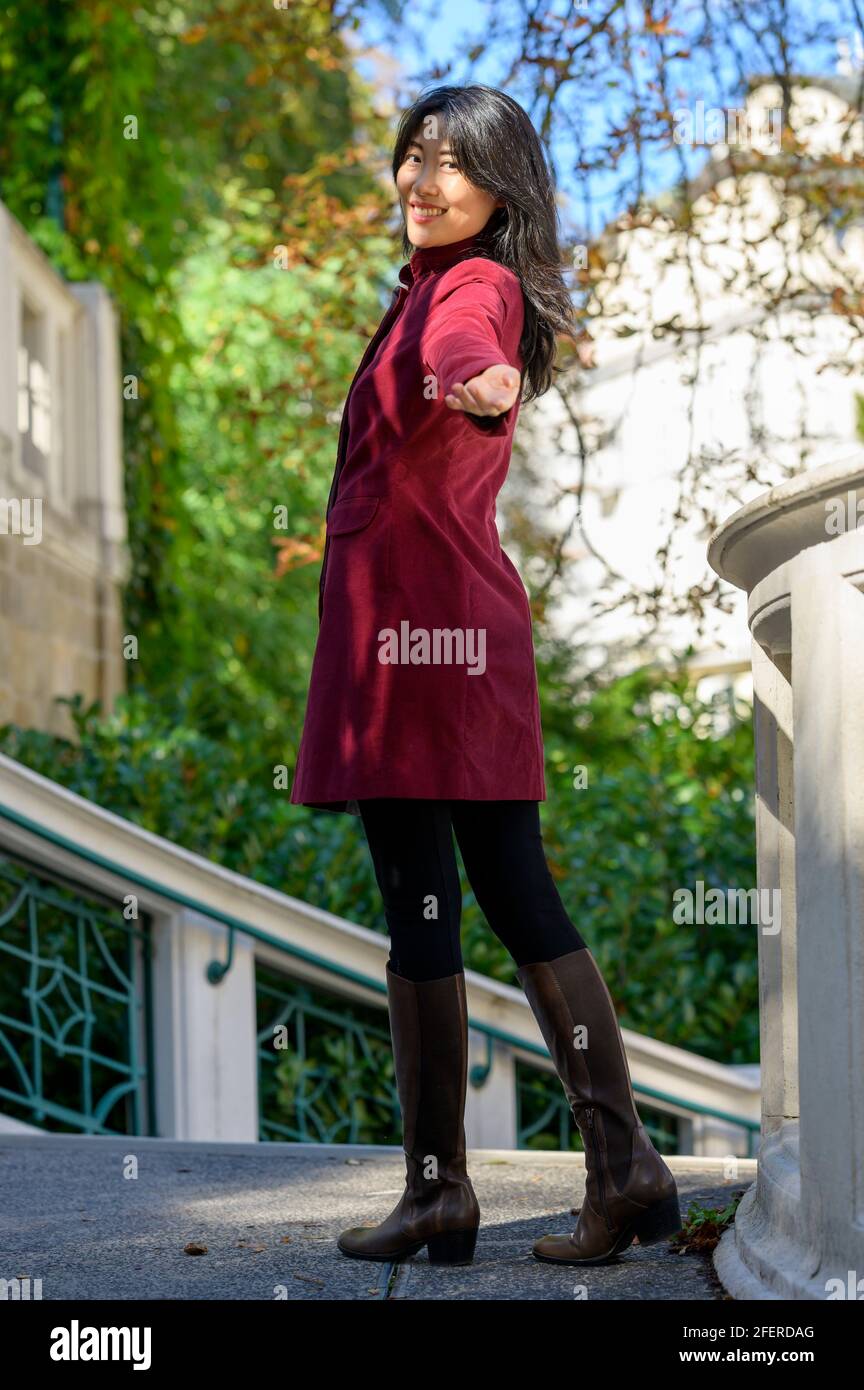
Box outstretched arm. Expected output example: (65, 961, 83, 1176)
(419, 266, 524, 436)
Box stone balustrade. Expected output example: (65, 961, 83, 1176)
(709, 454, 864, 1299)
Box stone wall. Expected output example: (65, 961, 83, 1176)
(0, 509, 126, 736)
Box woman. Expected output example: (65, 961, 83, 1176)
(290, 84, 680, 1267)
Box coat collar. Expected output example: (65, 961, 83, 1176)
(406, 230, 487, 282)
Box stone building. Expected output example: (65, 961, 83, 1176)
(0, 199, 128, 738)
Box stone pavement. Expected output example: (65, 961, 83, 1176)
(0, 1134, 753, 1301)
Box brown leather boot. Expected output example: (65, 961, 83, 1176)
(337, 963, 480, 1264)
(517, 948, 681, 1266)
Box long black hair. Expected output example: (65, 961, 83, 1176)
(391, 84, 575, 403)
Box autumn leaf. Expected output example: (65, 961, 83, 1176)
(272, 533, 324, 578)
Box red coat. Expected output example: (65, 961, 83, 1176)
(290, 230, 547, 815)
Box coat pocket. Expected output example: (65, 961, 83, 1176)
(326, 495, 380, 534)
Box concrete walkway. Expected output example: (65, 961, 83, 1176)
(0, 1135, 752, 1301)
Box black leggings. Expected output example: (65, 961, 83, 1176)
(357, 799, 587, 981)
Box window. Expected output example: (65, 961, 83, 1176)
(18, 301, 51, 476)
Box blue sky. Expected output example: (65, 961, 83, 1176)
(350, 0, 859, 240)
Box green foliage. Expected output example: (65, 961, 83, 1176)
(164, 186, 395, 737)
(672, 1192, 746, 1254)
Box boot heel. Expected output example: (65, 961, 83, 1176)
(426, 1226, 478, 1265)
(632, 1191, 681, 1246)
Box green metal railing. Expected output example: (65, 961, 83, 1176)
(0, 847, 154, 1135)
(257, 964, 400, 1145)
(0, 799, 761, 1154)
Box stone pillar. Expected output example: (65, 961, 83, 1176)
(751, 638, 797, 1144)
(465, 1031, 518, 1150)
(709, 459, 864, 1299)
(150, 909, 259, 1142)
(790, 541, 864, 1288)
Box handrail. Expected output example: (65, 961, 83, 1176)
(0, 799, 759, 1135)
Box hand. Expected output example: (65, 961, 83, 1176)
(444, 363, 521, 418)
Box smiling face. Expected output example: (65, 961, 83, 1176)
(395, 116, 503, 249)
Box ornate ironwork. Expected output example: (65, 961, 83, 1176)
(256, 963, 400, 1145)
(0, 850, 154, 1134)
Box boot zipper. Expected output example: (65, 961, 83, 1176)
(585, 1106, 614, 1233)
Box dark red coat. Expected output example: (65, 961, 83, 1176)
(290, 230, 547, 815)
